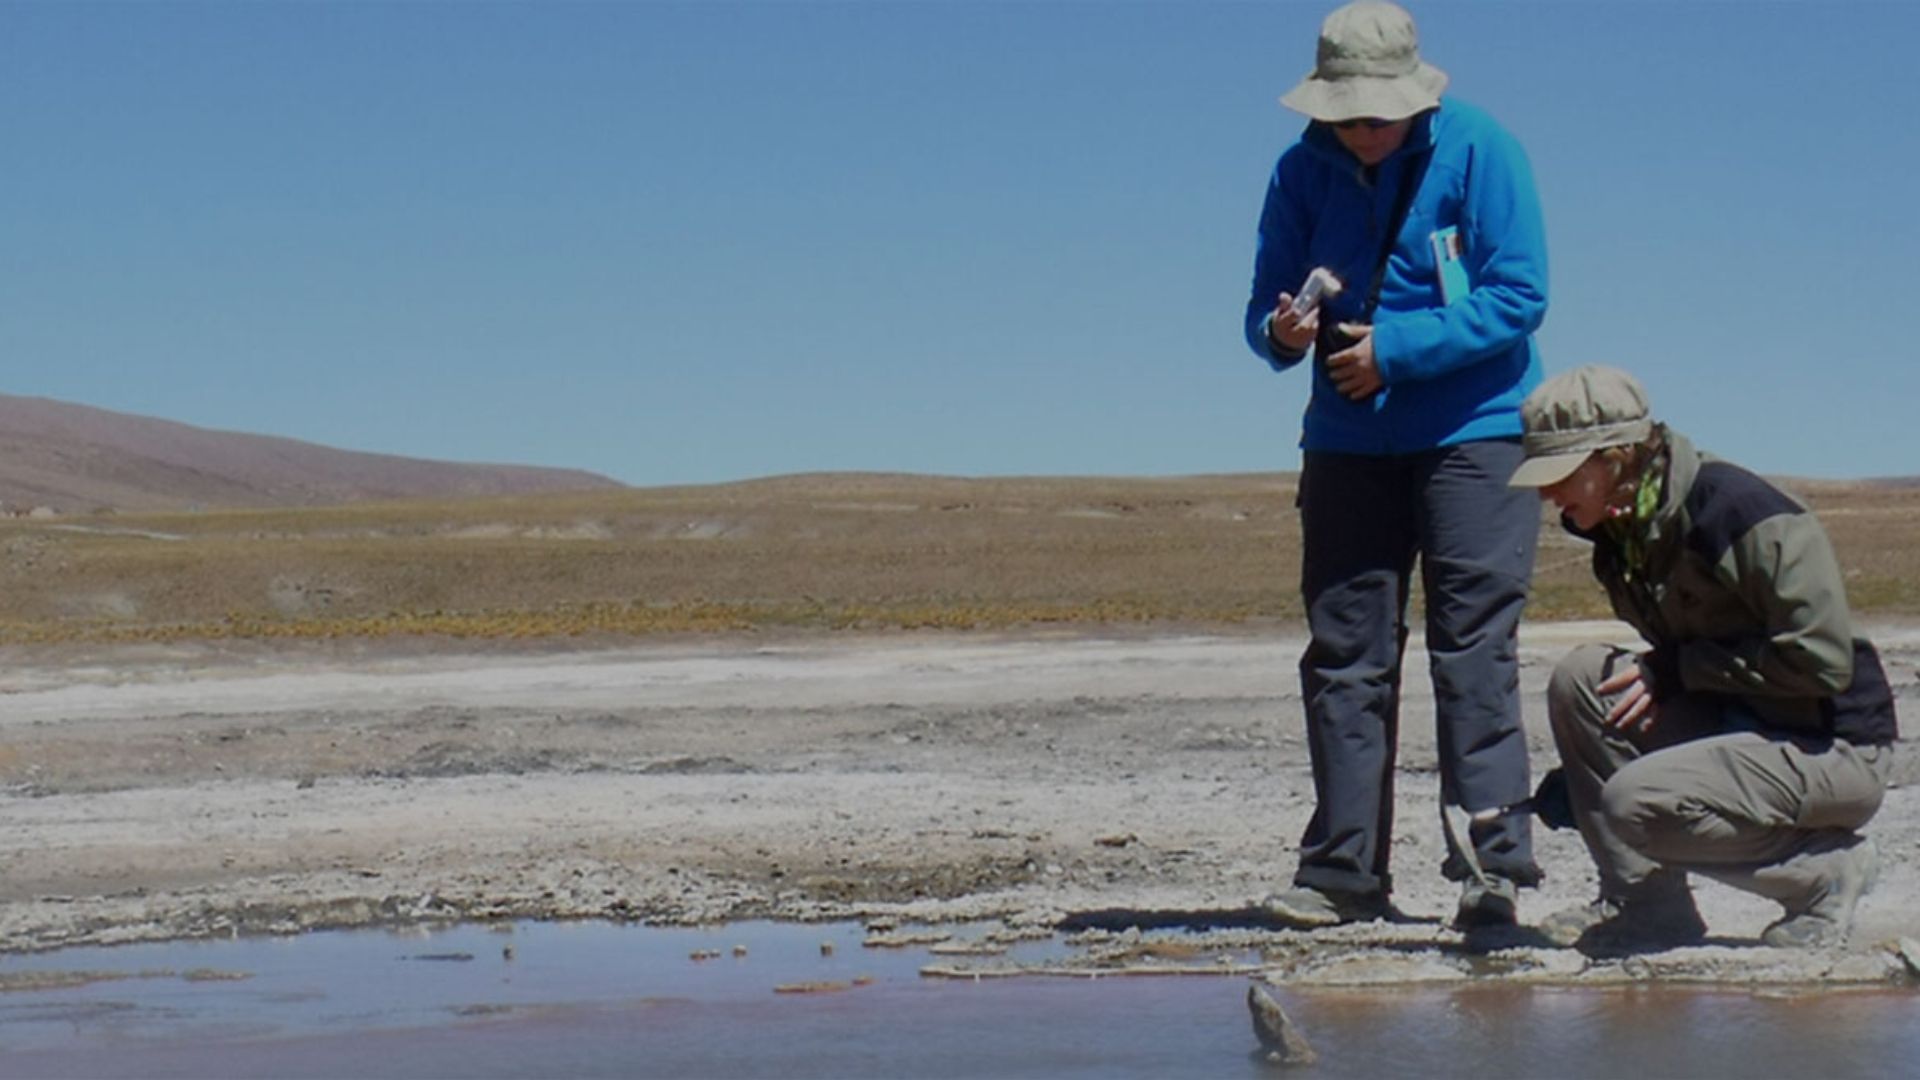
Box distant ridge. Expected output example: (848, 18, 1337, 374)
(0, 394, 623, 512)
(1771, 474, 1920, 493)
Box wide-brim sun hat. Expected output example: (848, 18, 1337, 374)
(1509, 365, 1655, 488)
(1280, 1, 1448, 123)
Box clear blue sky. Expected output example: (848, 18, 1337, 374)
(5, 1, 1916, 485)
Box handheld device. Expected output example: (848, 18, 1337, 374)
(1288, 267, 1343, 318)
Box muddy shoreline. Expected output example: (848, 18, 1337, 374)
(2, 624, 1916, 987)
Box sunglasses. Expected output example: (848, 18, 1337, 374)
(1331, 117, 1397, 131)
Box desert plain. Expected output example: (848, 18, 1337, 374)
(1, 472, 1916, 988)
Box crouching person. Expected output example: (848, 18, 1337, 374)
(1508, 365, 1898, 951)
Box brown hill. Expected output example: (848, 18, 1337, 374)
(0, 394, 623, 512)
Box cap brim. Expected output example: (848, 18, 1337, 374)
(1508, 451, 1590, 489)
(1279, 62, 1447, 122)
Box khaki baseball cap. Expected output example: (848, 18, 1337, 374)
(1280, 1, 1449, 123)
(1509, 365, 1654, 488)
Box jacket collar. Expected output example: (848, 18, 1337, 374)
(1647, 426, 1699, 542)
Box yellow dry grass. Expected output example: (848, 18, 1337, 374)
(1, 473, 1912, 643)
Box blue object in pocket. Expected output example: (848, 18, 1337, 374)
(1429, 225, 1469, 305)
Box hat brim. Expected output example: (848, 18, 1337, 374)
(1508, 451, 1591, 489)
(1280, 62, 1447, 123)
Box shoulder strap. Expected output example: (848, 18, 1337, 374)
(1363, 148, 1434, 319)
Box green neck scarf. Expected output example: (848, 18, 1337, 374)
(1603, 456, 1666, 580)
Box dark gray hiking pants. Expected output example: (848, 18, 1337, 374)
(1292, 439, 1540, 897)
(1547, 643, 1891, 910)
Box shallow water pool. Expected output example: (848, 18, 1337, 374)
(1, 920, 1915, 1078)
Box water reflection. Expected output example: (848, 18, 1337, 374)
(0, 921, 1914, 1078)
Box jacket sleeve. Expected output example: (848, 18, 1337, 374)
(1370, 123, 1548, 384)
(1676, 512, 1857, 699)
(1244, 155, 1313, 372)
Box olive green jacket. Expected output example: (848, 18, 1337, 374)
(1574, 427, 1897, 745)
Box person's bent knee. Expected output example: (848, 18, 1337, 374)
(1597, 766, 1669, 854)
(1547, 642, 1618, 732)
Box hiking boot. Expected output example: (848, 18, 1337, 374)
(1260, 885, 1390, 929)
(1540, 892, 1706, 953)
(1454, 875, 1519, 929)
(1761, 836, 1879, 950)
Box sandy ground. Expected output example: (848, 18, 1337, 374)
(1, 622, 1916, 987)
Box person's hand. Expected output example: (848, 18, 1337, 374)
(1268, 294, 1318, 353)
(1598, 658, 1659, 733)
(1326, 323, 1383, 399)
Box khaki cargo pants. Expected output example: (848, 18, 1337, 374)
(1546, 643, 1892, 910)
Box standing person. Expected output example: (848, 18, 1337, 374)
(1510, 365, 1898, 951)
(1244, 0, 1549, 928)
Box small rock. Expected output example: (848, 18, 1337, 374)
(864, 930, 951, 949)
(773, 981, 849, 994)
(1247, 983, 1317, 1066)
(1896, 937, 1920, 979)
(181, 969, 252, 983)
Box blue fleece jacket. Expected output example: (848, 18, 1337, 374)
(1243, 98, 1547, 454)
